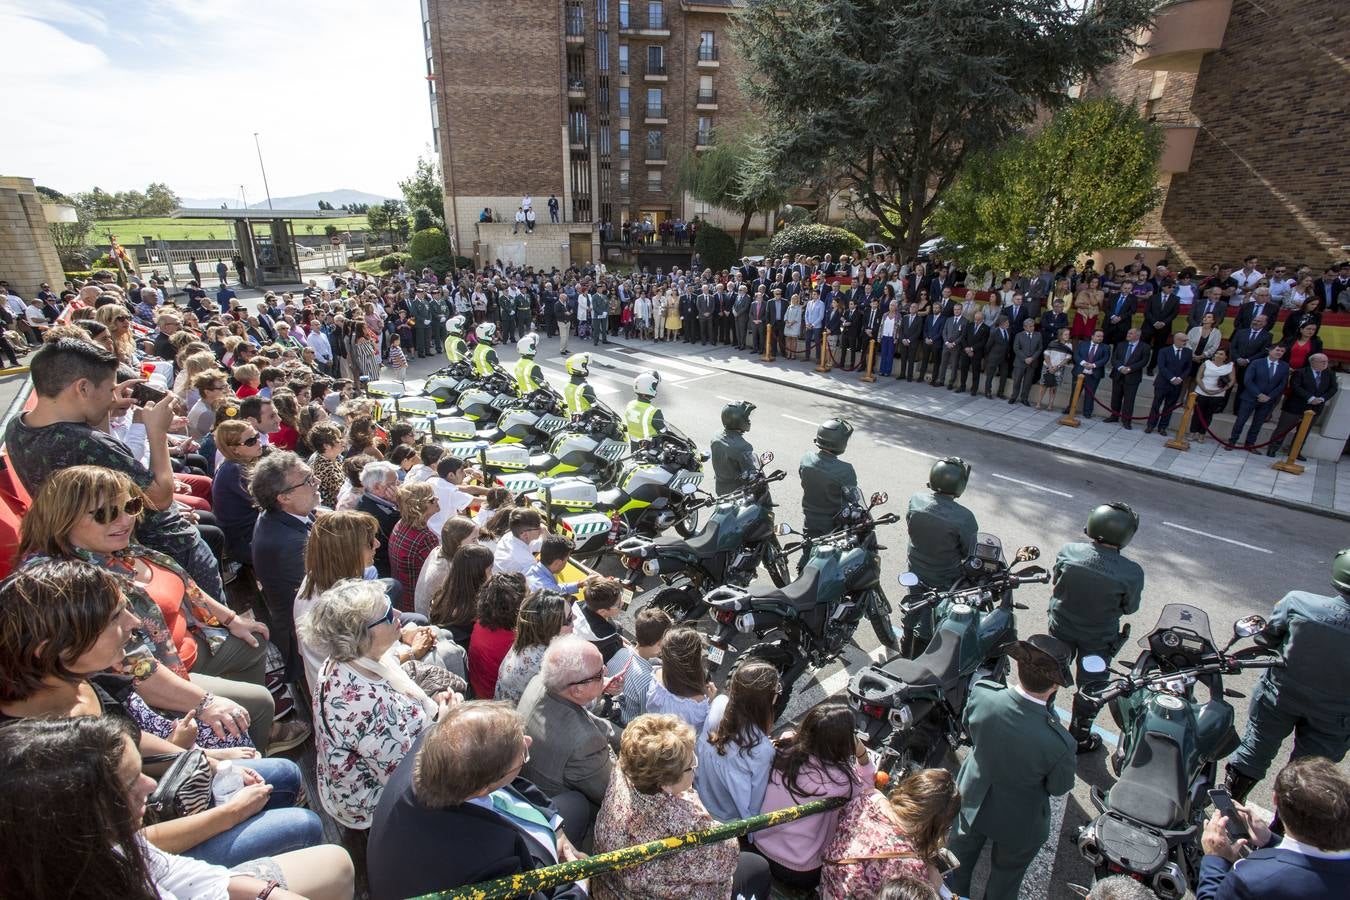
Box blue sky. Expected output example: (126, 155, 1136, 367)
(1, 0, 431, 202)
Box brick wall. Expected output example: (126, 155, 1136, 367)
(0, 177, 66, 299)
(1086, 0, 1349, 270)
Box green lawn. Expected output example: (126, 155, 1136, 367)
(94, 216, 369, 242)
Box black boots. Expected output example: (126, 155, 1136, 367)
(1225, 766, 1260, 804)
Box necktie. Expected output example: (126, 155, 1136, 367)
(490, 789, 553, 831)
(1128, 342, 1136, 359)
(1269, 361, 1275, 377)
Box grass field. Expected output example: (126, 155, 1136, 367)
(94, 216, 369, 242)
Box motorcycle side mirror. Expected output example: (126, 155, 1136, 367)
(1015, 545, 1040, 562)
(759, 450, 774, 465)
(1233, 615, 1267, 639)
(776, 523, 795, 536)
(897, 572, 921, 588)
(869, 491, 888, 508)
(1080, 655, 1109, 675)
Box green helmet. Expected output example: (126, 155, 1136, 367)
(814, 418, 853, 454)
(927, 457, 971, 497)
(1333, 548, 1350, 596)
(721, 401, 756, 433)
(1085, 502, 1140, 549)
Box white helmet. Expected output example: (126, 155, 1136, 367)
(633, 370, 660, 398)
(516, 333, 539, 357)
(475, 322, 496, 343)
(448, 315, 466, 335)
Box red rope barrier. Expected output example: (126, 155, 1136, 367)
(1192, 403, 1282, 451)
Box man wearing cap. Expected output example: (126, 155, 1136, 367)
(947, 635, 1077, 900)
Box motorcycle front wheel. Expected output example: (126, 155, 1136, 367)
(674, 503, 702, 538)
(761, 536, 791, 588)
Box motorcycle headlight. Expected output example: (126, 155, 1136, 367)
(642, 559, 660, 577)
(888, 704, 914, 730)
(735, 613, 756, 634)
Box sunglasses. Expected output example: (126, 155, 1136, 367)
(365, 602, 396, 629)
(89, 497, 145, 524)
(237, 434, 261, 447)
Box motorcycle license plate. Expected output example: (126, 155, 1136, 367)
(706, 644, 725, 665)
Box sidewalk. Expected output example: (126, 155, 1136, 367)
(605, 336, 1350, 520)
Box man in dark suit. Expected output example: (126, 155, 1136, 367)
(1142, 280, 1181, 374)
(859, 294, 883, 358)
(897, 301, 925, 381)
(769, 288, 790, 357)
(1008, 318, 1041, 406)
(1102, 289, 1136, 346)
(1229, 344, 1290, 449)
(1196, 757, 1350, 900)
(982, 315, 1012, 398)
(715, 284, 734, 344)
(1235, 288, 1281, 330)
(1004, 293, 1032, 335)
(356, 461, 403, 579)
(917, 306, 945, 384)
(1187, 285, 1229, 328)
(252, 451, 320, 684)
(1266, 353, 1339, 459)
(1145, 332, 1193, 435)
(749, 291, 767, 354)
(936, 313, 968, 389)
(1104, 328, 1149, 428)
(679, 290, 698, 343)
(1068, 329, 1108, 418)
(1227, 315, 1274, 409)
(695, 285, 715, 345)
(955, 312, 989, 394)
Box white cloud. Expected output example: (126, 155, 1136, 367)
(1, 1, 432, 200)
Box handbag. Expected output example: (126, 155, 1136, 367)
(142, 749, 213, 824)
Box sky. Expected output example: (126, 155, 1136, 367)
(1, 0, 431, 205)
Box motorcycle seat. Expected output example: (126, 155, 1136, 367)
(598, 488, 625, 507)
(1107, 733, 1186, 829)
(748, 566, 822, 611)
(652, 522, 721, 557)
(878, 628, 964, 688)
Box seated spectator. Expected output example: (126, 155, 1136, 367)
(388, 481, 440, 606)
(820, 768, 961, 899)
(345, 415, 384, 460)
(269, 390, 301, 451)
(188, 369, 231, 440)
(495, 590, 573, 704)
(645, 626, 718, 732)
(251, 450, 320, 685)
(233, 362, 261, 397)
(389, 444, 417, 479)
(427, 456, 483, 533)
(756, 699, 876, 888)
(335, 453, 374, 511)
(468, 572, 527, 699)
(592, 713, 772, 900)
(406, 442, 443, 483)
(695, 660, 778, 824)
(0, 561, 321, 868)
(517, 635, 620, 843)
(475, 485, 515, 528)
(431, 543, 496, 645)
(526, 533, 583, 597)
(571, 576, 625, 662)
(1085, 876, 1157, 900)
(366, 702, 586, 900)
(307, 421, 345, 507)
(211, 419, 264, 569)
(1197, 756, 1350, 900)
(356, 460, 402, 577)
(495, 508, 545, 575)
(299, 579, 459, 831)
(415, 516, 479, 617)
(614, 606, 673, 725)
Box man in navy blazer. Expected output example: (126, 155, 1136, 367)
(1068, 328, 1107, 418)
(1145, 332, 1192, 435)
(1105, 327, 1149, 428)
(252, 451, 320, 683)
(1228, 344, 1290, 449)
(1196, 756, 1350, 900)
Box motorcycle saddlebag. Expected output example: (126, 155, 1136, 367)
(1097, 813, 1168, 875)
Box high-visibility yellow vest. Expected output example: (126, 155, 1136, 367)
(472, 342, 496, 377)
(564, 380, 594, 417)
(514, 356, 542, 394)
(625, 399, 659, 441)
(444, 334, 467, 363)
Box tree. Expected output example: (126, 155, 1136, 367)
(368, 199, 407, 248)
(409, 227, 448, 261)
(768, 223, 864, 259)
(733, 0, 1157, 258)
(412, 205, 438, 233)
(399, 154, 445, 226)
(676, 131, 790, 254)
(141, 183, 180, 215)
(317, 200, 332, 211)
(932, 98, 1163, 273)
(39, 186, 93, 266)
(694, 223, 738, 272)
(324, 224, 339, 239)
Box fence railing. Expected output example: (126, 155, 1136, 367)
(697, 45, 719, 61)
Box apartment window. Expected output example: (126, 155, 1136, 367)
(565, 1, 584, 37)
(596, 0, 608, 25)
(646, 87, 663, 113)
(647, 44, 664, 73)
(618, 87, 630, 117)
(599, 126, 611, 155)
(697, 116, 712, 144)
(619, 170, 630, 189)
(618, 129, 630, 156)
(698, 30, 718, 61)
(646, 129, 664, 159)
(618, 44, 629, 74)
(1144, 70, 1169, 119)
(597, 31, 609, 70)
(647, 170, 662, 191)
(647, 2, 664, 30)
(420, 0, 430, 40)
(618, 0, 630, 28)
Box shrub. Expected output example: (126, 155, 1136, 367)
(64, 270, 94, 282)
(379, 252, 412, 272)
(768, 223, 864, 259)
(90, 253, 115, 269)
(408, 228, 447, 261)
(411, 206, 440, 233)
(694, 224, 738, 273)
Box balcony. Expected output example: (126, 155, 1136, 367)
(569, 130, 589, 150)
(620, 11, 669, 38)
(695, 132, 712, 150)
(565, 18, 586, 44)
(644, 104, 668, 123)
(567, 78, 586, 99)
(696, 88, 718, 109)
(645, 146, 667, 164)
(618, 146, 631, 159)
(618, 103, 630, 118)
(696, 45, 719, 67)
(1132, 0, 1232, 72)
(1159, 123, 1200, 173)
(644, 63, 668, 81)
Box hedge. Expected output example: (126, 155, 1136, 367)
(380, 252, 413, 272)
(768, 223, 864, 259)
(408, 228, 448, 261)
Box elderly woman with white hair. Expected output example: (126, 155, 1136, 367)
(299, 578, 461, 831)
(356, 460, 402, 581)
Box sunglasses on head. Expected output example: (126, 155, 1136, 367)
(89, 497, 144, 524)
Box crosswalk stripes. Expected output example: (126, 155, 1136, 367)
(535, 347, 712, 396)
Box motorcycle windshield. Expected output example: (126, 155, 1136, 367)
(1142, 603, 1216, 653)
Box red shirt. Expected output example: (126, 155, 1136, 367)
(235, 383, 260, 398)
(388, 521, 437, 609)
(271, 422, 299, 451)
(468, 624, 515, 699)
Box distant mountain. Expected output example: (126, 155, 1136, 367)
(179, 196, 240, 210)
(248, 189, 389, 211)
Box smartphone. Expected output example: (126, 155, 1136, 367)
(129, 381, 168, 405)
(1208, 787, 1250, 842)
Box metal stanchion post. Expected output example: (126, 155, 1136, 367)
(815, 331, 831, 372)
(860, 340, 877, 383)
(1271, 409, 1316, 475)
(1165, 393, 1196, 451)
(762, 324, 775, 362)
(1058, 374, 1085, 427)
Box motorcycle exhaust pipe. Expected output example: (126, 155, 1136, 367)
(1151, 864, 1186, 900)
(1076, 825, 1103, 868)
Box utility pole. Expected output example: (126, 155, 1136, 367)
(253, 132, 274, 210)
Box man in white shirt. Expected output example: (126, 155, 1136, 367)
(494, 508, 545, 575)
(1233, 254, 1265, 303)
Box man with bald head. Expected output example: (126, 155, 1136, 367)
(1266, 353, 1338, 460)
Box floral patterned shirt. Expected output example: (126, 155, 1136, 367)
(819, 791, 930, 899)
(312, 658, 432, 829)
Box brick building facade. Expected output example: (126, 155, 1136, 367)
(422, 0, 750, 267)
(1082, 0, 1349, 271)
(0, 177, 66, 300)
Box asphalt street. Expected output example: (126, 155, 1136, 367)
(399, 333, 1346, 899)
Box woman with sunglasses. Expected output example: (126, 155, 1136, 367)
(17, 465, 309, 755)
(299, 578, 461, 831)
(95, 303, 138, 363)
(210, 420, 265, 573)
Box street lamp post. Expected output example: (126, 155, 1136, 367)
(253, 132, 274, 210)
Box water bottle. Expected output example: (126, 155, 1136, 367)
(212, 760, 244, 805)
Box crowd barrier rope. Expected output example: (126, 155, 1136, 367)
(422, 796, 846, 900)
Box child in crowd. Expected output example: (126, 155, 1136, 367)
(616, 606, 673, 724)
(571, 576, 625, 662)
(232, 362, 261, 397)
(385, 334, 409, 382)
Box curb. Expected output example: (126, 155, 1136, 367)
(612, 338, 1350, 523)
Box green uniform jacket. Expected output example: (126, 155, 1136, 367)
(564, 378, 596, 416)
(798, 449, 858, 536)
(905, 491, 978, 589)
(710, 430, 756, 495)
(956, 681, 1077, 846)
(1257, 590, 1350, 716)
(411, 298, 430, 327)
(472, 342, 499, 377)
(624, 399, 665, 443)
(513, 356, 544, 394)
(1047, 542, 1145, 647)
(591, 293, 610, 318)
(444, 334, 467, 363)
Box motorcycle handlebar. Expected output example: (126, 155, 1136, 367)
(1082, 653, 1286, 707)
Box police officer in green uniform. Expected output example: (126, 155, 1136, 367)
(624, 371, 666, 450)
(1047, 501, 1144, 753)
(947, 634, 1077, 900)
(798, 418, 857, 538)
(472, 322, 500, 378)
(710, 401, 757, 495)
(902, 457, 978, 658)
(1224, 547, 1350, 803)
(444, 315, 468, 364)
(513, 333, 545, 395)
(430, 291, 448, 348)
(411, 289, 432, 358)
(563, 352, 597, 418)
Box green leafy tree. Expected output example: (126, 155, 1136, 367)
(694, 223, 739, 272)
(39, 186, 94, 266)
(412, 206, 438, 233)
(677, 132, 789, 254)
(409, 227, 448, 261)
(932, 98, 1164, 273)
(141, 183, 180, 215)
(734, 0, 1157, 257)
(324, 224, 339, 239)
(399, 155, 445, 227)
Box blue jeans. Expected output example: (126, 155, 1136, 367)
(184, 757, 323, 867)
